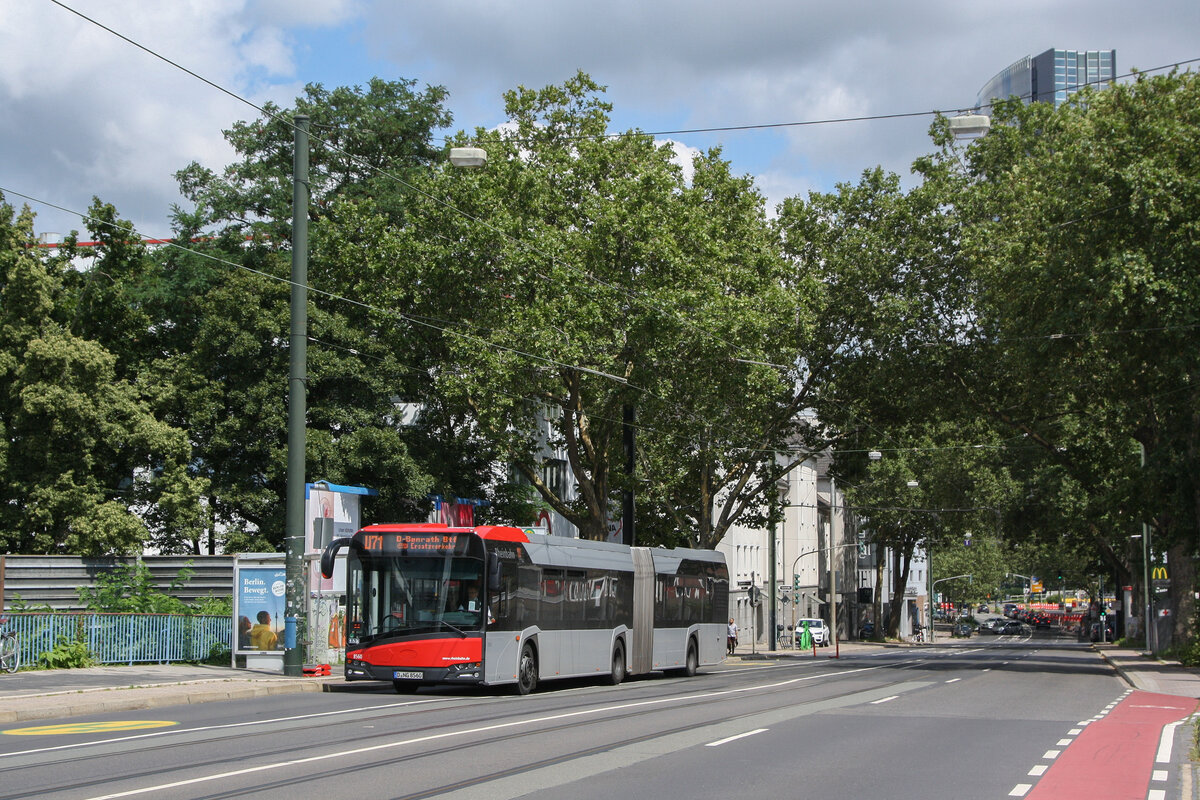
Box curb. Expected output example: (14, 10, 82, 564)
(1095, 647, 1136, 690)
(0, 677, 341, 724)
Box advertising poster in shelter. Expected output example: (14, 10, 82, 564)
(235, 564, 286, 654)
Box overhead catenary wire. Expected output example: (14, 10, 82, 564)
(8, 186, 840, 467)
(48, 0, 1200, 373)
(34, 2, 1198, 474)
(37, 0, 834, 464)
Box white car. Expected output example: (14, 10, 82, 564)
(796, 618, 829, 647)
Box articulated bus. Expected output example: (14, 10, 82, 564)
(320, 523, 729, 694)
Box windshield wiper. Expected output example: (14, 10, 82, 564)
(439, 619, 469, 637)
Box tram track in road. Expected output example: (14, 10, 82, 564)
(6, 657, 943, 800)
(0, 650, 910, 773)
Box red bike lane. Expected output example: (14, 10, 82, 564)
(1025, 690, 1198, 799)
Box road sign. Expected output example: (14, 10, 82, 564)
(1031, 581, 1043, 593)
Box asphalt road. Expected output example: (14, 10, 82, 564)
(0, 633, 1185, 800)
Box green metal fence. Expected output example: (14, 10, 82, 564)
(0, 612, 231, 667)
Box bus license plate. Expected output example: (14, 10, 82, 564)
(393, 671, 423, 680)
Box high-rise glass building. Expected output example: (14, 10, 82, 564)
(976, 49, 1116, 112)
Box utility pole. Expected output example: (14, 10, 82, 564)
(829, 476, 839, 658)
(768, 457, 777, 652)
(283, 114, 310, 677)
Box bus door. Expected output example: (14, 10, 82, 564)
(630, 547, 655, 674)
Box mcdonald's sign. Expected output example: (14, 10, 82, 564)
(1152, 566, 1169, 591)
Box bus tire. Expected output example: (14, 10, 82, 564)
(516, 643, 538, 695)
(681, 639, 699, 677)
(607, 642, 626, 686)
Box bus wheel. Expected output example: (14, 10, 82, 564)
(607, 643, 626, 686)
(682, 639, 699, 677)
(516, 644, 538, 695)
(393, 681, 419, 694)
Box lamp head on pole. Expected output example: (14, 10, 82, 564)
(449, 147, 487, 168)
(948, 114, 991, 138)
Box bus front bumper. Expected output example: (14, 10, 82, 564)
(345, 661, 484, 684)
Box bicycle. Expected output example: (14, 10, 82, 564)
(0, 617, 19, 673)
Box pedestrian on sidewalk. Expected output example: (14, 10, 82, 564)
(727, 618, 739, 655)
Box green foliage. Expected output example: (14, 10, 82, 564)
(77, 560, 223, 615)
(203, 640, 231, 666)
(382, 72, 804, 547)
(8, 594, 53, 613)
(0, 199, 195, 555)
(190, 594, 233, 617)
(37, 636, 96, 669)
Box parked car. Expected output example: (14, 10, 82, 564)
(858, 621, 877, 640)
(999, 620, 1025, 635)
(952, 622, 973, 638)
(796, 618, 829, 646)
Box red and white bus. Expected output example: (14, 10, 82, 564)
(320, 523, 729, 694)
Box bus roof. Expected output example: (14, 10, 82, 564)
(355, 523, 725, 572)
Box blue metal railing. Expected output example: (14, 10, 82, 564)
(0, 612, 231, 668)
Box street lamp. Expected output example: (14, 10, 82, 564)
(949, 114, 991, 138)
(1132, 533, 1152, 654)
(1137, 442, 1155, 655)
(448, 147, 487, 167)
(284, 123, 486, 675)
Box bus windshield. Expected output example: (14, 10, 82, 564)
(348, 550, 485, 642)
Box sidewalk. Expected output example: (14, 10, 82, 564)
(728, 637, 908, 660)
(1094, 643, 1200, 698)
(0, 663, 347, 724)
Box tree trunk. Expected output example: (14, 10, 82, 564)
(1169, 537, 1196, 643)
(886, 544, 913, 638)
(873, 544, 885, 637)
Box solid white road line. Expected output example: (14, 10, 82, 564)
(705, 728, 768, 747)
(1157, 720, 1184, 763)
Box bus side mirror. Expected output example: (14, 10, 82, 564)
(487, 554, 502, 589)
(321, 537, 349, 579)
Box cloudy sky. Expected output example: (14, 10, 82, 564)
(2, 0, 1197, 240)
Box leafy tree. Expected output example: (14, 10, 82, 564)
(0, 197, 197, 555)
(176, 78, 453, 241)
(917, 71, 1200, 639)
(378, 73, 803, 546)
(126, 80, 463, 551)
